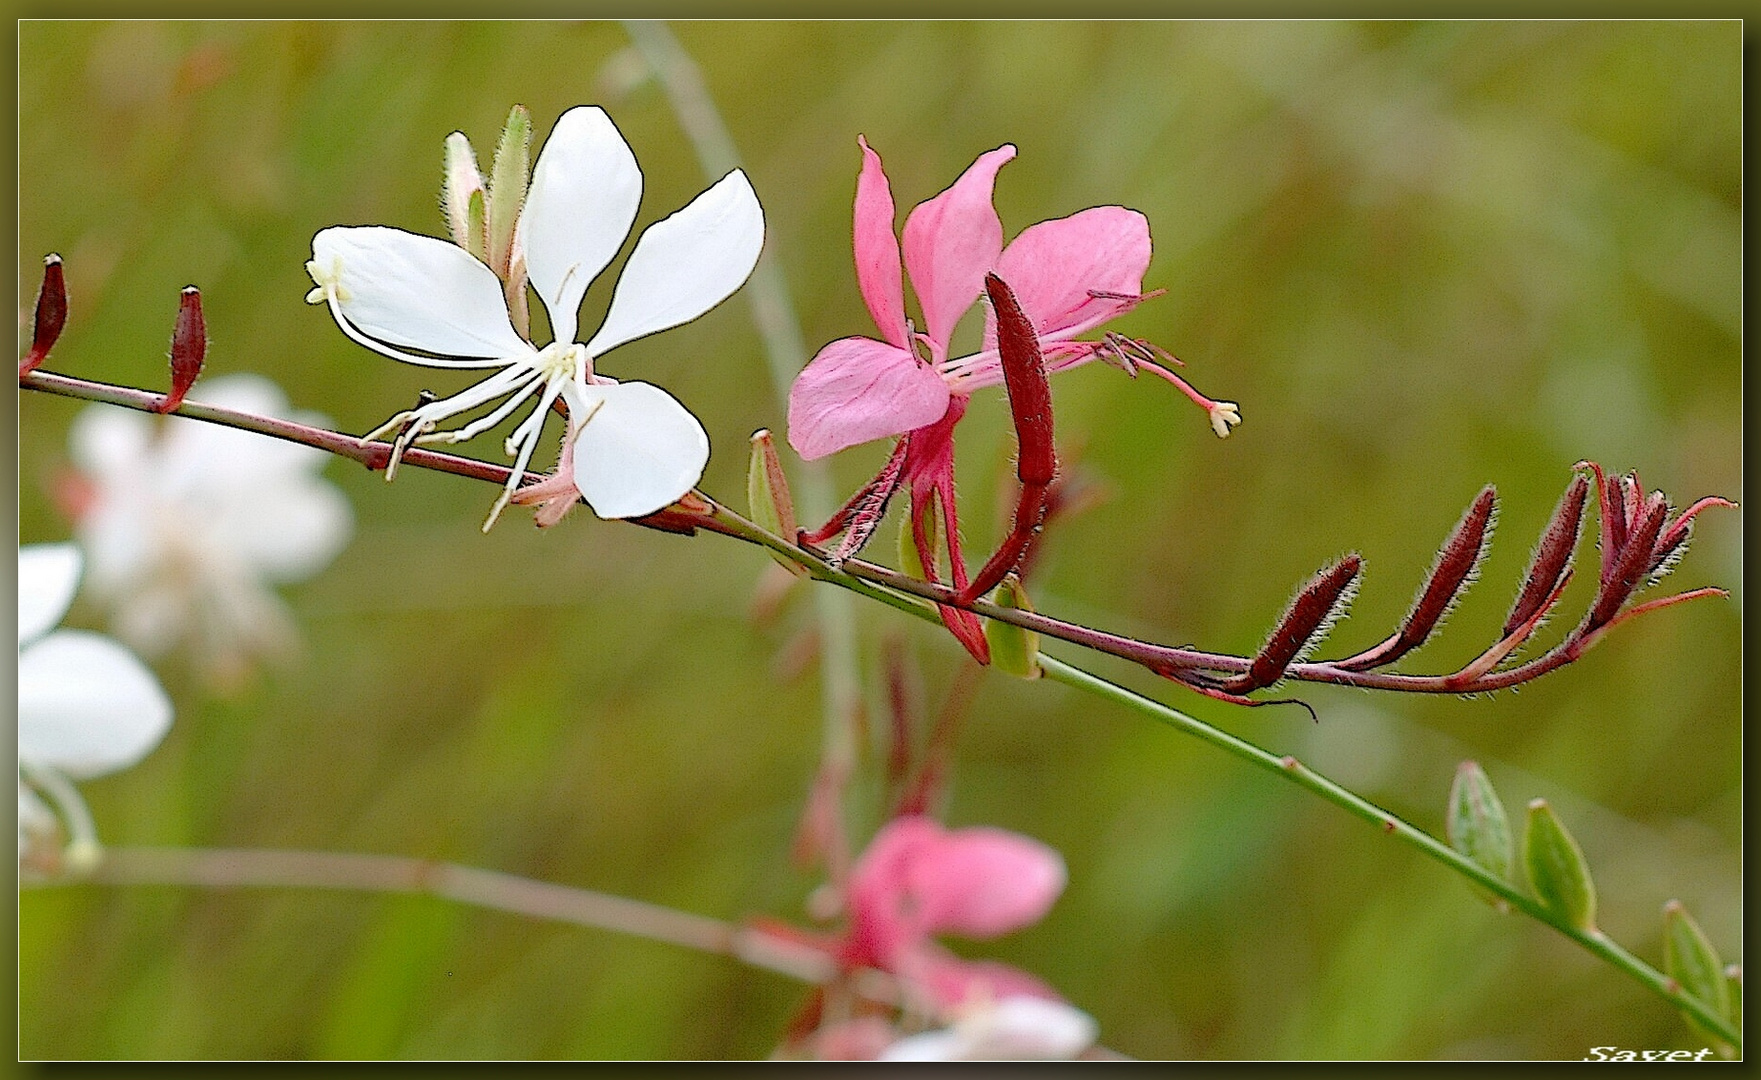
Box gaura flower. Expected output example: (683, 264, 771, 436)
(785, 140, 1237, 660)
(63, 374, 353, 688)
(841, 814, 1069, 1011)
(18, 544, 172, 870)
(306, 105, 765, 527)
(787, 136, 1239, 463)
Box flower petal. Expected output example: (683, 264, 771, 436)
(786, 337, 950, 460)
(900, 145, 1015, 358)
(18, 630, 172, 779)
(905, 821, 1067, 939)
(986, 206, 1152, 348)
(879, 994, 1095, 1060)
(312, 226, 529, 359)
(854, 136, 909, 349)
(568, 381, 709, 519)
(19, 544, 82, 647)
(583, 169, 764, 357)
(522, 106, 643, 345)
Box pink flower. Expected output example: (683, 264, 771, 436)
(841, 815, 1067, 1011)
(787, 137, 1238, 462)
(786, 140, 1239, 662)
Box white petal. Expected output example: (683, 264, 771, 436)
(568, 381, 709, 519)
(19, 782, 55, 855)
(18, 630, 173, 779)
(69, 405, 152, 480)
(523, 106, 643, 345)
(19, 544, 82, 647)
(878, 1030, 968, 1061)
(584, 169, 764, 357)
(216, 473, 355, 583)
(312, 226, 530, 360)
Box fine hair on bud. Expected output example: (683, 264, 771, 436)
(1504, 475, 1588, 639)
(1400, 486, 1497, 652)
(1238, 554, 1362, 691)
(1584, 492, 1668, 631)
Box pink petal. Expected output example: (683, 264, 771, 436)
(904, 946, 1064, 1011)
(986, 206, 1152, 350)
(787, 337, 950, 460)
(854, 137, 909, 350)
(901, 145, 1015, 360)
(845, 815, 1066, 973)
(846, 815, 945, 964)
(906, 824, 1067, 940)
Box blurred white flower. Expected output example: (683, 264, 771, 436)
(18, 543, 173, 870)
(877, 996, 1099, 1061)
(64, 374, 353, 686)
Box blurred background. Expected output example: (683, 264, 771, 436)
(17, 20, 1740, 1060)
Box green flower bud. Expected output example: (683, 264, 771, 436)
(984, 575, 1042, 679)
(1522, 799, 1597, 930)
(1445, 760, 1513, 912)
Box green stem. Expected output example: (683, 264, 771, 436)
(1036, 657, 1740, 1049)
(18, 371, 1735, 1051)
(705, 499, 1740, 1050)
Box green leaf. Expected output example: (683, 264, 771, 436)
(747, 430, 805, 578)
(1522, 799, 1597, 930)
(1726, 964, 1743, 1029)
(1663, 900, 1730, 1045)
(984, 575, 1042, 680)
(1445, 760, 1513, 911)
(486, 104, 531, 277)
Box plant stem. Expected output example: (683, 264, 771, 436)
(18, 369, 1737, 1051)
(1036, 656, 1741, 1048)
(24, 846, 842, 987)
(623, 17, 863, 879)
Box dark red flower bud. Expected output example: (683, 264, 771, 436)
(19, 253, 67, 376)
(1230, 554, 1362, 693)
(156, 285, 206, 414)
(1584, 491, 1668, 631)
(1504, 475, 1589, 639)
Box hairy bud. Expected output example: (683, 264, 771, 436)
(155, 286, 207, 414)
(20, 253, 67, 375)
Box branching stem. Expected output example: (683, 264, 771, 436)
(18, 366, 1739, 1051)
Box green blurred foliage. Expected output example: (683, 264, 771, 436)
(18, 20, 1740, 1060)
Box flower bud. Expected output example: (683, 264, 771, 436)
(984, 575, 1043, 680)
(1522, 798, 1597, 930)
(748, 429, 806, 577)
(1445, 760, 1513, 911)
(486, 105, 532, 278)
(20, 253, 67, 375)
(1663, 899, 1730, 1040)
(442, 131, 488, 260)
(156, 286, 206, 414)
(1505, 475, 1587, 639)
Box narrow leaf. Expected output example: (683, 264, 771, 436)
(1523, 799, 1597, 930)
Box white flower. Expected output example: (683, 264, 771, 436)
(306, 105, 765, 526)
(18, 543, 173, 870)
(877, 996, 1099, 1061)
(67, 374, 353, 684)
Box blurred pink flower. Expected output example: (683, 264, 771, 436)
(841, 814, 1067, 1010)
